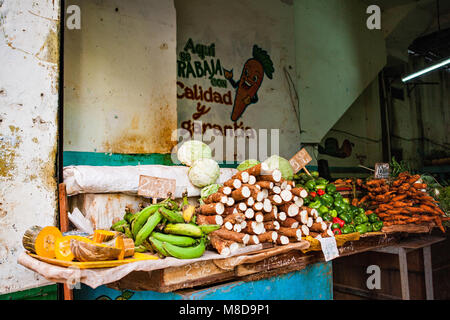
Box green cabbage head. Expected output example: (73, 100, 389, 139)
(237, 159, 260, 171)
(177, 140, 212, 167)
(188, 158, 220, 188)
(263, 155, 294, 180)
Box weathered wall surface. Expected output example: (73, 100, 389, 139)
(175, 0, 301, 162)
(0, 0, 60, 294)
(63, 0, 177, 154)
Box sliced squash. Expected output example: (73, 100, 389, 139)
(54, 235, 91, 261)
(70, 239, 123, 262)
(105, 237, 135, 259)
(92, 230, 118, 243)
(22, 226, 63, 259)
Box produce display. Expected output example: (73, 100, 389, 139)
(293, 172, 383, 235)
(22, 226, 134, 262)
(196, 160, 337, 256)
(357, 171, 448, 232)
(111, 192, 220, 259)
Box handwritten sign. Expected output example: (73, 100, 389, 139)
(317, 236, 339, 262)
(289, 148, 313, 174)
(374, 163, 390, 179)
(137, 175, 176, 199)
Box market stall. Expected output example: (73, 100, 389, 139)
(17, 142, 449, 300)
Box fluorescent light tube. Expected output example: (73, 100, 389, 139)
(401, 57, 450, 82)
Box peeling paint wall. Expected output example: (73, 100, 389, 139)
(0, 0, 60, 294)
(63, 0, 177, 154)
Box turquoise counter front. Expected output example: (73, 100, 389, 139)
(73, 261, 332, 300)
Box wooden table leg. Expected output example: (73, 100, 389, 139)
(398, 247, 410, 300)
(423, 246, 434, 300)
(59, 183, 73, 301)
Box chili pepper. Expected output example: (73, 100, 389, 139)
(333, 228, 342, 235)
(309, 191, 317, 198)
(332, 217, 345, 228)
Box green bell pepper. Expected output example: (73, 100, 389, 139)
(325, 184, 337, 194)
(358, 214, 369, 223)
(331, 223, 341, 230)
(339, 213, 352, 224)
(334, 192, 343, 200)
(322, 212, 332, 222)
(342, 198, 350, 204)
(321, 194, 334, 206)
(341, 225, 354, 234)
(365, 223, 373, 233)
(368, 213, 380, 223)
(303, 197, 310, 205)
(357, 207, 365, 215)
(305, 180, 316, 191)
(309, 200, 322, 209)
(355, 224, 368, 234)
(311, 171, 319, 178)
(316, 178, 329, 185)
(318, 205, 329, 214)
(372, 221, 384, 232)
(315, 184, 327, 191)
(354, 215, 365, 225)
(329, 209, 338, 218)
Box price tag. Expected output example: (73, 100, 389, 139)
(374, 163, 390, 179)
(317, 236, 339, 262)
(137, 175, 176, 199)
(289, 148, 312, 174)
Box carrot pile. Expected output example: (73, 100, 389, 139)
(358, 172, 446, 232)
(196, 163, 334, 255)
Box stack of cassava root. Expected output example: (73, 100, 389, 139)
(195, 163, 334, 255)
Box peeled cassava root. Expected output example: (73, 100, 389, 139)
(23, 226, 63, 259)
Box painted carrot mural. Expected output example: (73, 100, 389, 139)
(224, 45, 274, 121)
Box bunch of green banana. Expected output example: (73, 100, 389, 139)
(109, 193, 220, 260)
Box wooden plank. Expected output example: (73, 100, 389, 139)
(58, 183, 72, 301)
(398, 247, 410, 300)
(334, 283, 400, 300)
(423, 246, 434, 300)
(395, 236, 445, 250)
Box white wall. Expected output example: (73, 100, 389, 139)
(0, 0, 60, 294)
(64, 0, 178, 154)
